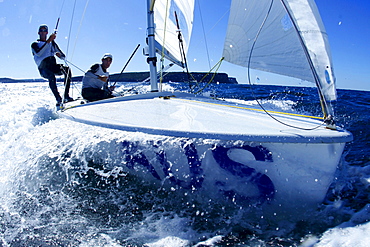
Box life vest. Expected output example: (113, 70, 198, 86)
(82, 64, 109, 90)
(31, 41, 63, 68)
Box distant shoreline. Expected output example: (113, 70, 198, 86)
(0, 71, 238, 84)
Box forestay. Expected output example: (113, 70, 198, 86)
(223, 0, 337, 101)
(154, 0, 195, 67)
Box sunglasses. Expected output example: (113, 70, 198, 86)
(39, 29, 48, 32)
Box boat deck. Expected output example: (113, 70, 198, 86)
(59, 92, 352, 143)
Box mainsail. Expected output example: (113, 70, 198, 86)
(223, 0, 337, 101)
(154, 0, 195, 68)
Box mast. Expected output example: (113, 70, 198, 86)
(147, 0, 159, 92)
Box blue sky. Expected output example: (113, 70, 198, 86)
(0, 0, 369, 91)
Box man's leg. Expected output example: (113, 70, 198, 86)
(48, 77, 63, 103)
(39, 68, 62, 103)
(61, 65, 73, 100)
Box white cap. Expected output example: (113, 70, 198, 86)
(102, 53, 113, 60)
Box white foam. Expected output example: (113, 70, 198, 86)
(145, 236, 189, 247)
(315, 222, 370, 247)
(0, 81, 368, 246)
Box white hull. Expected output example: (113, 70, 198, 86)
(58, 92, 352, 219)
(60, 92, 350, 143)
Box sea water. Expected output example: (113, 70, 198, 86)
(0, 81, 369, 246)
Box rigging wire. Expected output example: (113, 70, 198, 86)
(183, 2, 229, 93)
(174, 11, 195, 88)
(61, 58, 84, 99)
(57, 0, 90, 100)
(192, 57, 224, 95)
(196, 0, 211, 70)
(58, 0, 67, 21)
(54, 0, 67, 33)
(246, 0, 325, 131)
(66, 0, 77, 57)
(207, 9, 230, 35)
(156, 0, 224, 94)
(70, 0, 90, 60)
(121, 63, 174, 95)
(56, 0, 75, 102)
(64, 59, 85, 74)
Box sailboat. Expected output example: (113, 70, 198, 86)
(58, 0, 352, 218)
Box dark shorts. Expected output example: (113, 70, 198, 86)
(38, 56, 64, 80)
(82, 88, 114, 102)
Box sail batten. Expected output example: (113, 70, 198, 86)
(223, 0, 337, 101)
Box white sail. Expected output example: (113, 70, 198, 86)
(223, 0, 337, 101)
(154, 0, 194, 68)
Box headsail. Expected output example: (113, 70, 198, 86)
(154, 0, 194, 68)
(223, 0, 337, 101)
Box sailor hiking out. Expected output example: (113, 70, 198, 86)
(31, 24, 73, 106)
